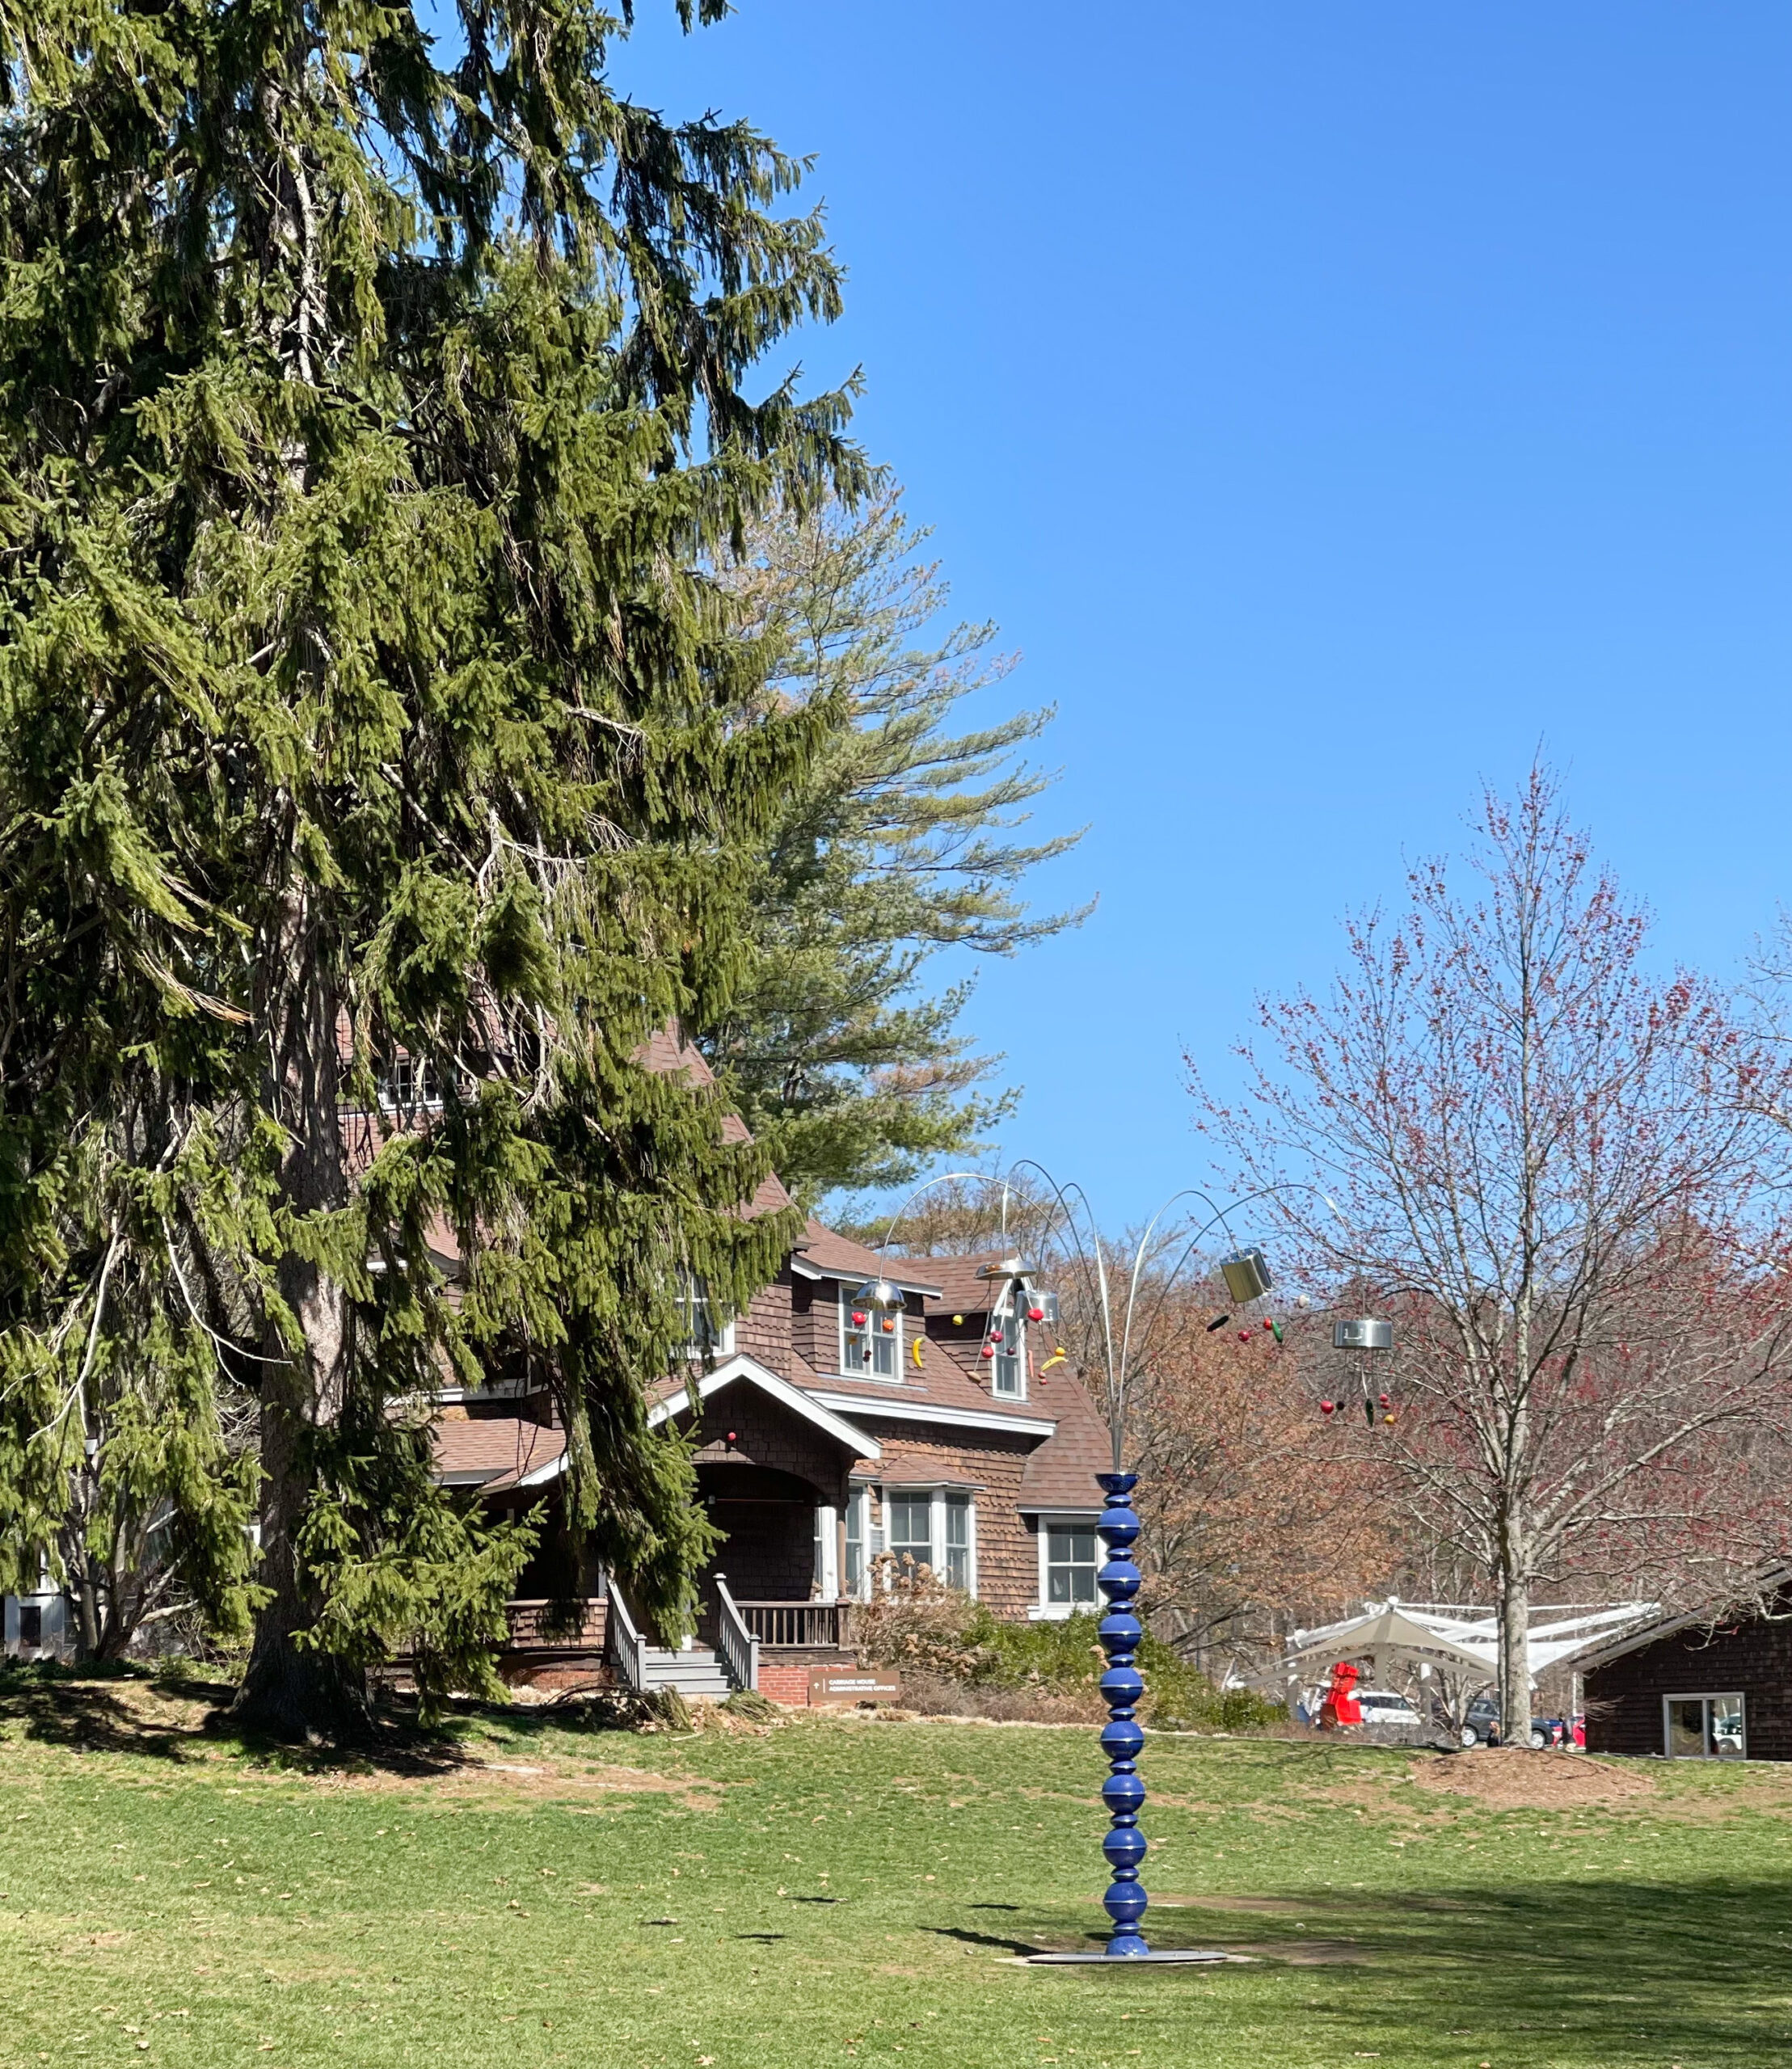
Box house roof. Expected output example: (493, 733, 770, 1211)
(918, 1250, 1032, 1317)
(792, 1221, 942, 1297)
(1573, 1570, 1792, 1674)
(431, 1416, 567, 1492)
(647, 1354, 881, 1459)
(1015, 1375, 1111, 1511)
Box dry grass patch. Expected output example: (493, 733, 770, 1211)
(1406, 1747, 1655, 1810)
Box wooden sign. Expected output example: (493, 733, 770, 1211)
(807, 1668, 901, 1706)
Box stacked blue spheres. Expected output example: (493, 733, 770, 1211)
(1095, 1470, 1149, 1957)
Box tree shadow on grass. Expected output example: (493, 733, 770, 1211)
(1270, 1873, 1792, 2063)
(0, 1666, 204, 1762)
(0, 1666, 504, 1777)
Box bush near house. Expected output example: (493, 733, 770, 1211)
(853, 1561, 1285, 1728)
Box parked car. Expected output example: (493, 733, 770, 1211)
(1354, 1689, 1423, 1729)
(1458, 1696, 1502, 1747)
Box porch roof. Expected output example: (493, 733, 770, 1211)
(431, 1415, 567, 1492)
(649, 1353, 882, 1460)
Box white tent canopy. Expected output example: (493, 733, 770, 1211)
(1283, 1598, 1657, 1688)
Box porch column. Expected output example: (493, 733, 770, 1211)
(816, 1504, 840, 1599)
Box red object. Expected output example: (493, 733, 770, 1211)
(1378, 1392, 1390, 1406)
(1262, 1318, 1275, 1332)
(1572, 1713, 1587, 1748)
(1238, 1329, 1251, 1342)
(1028, 1305, 1044, 1323)
(725, 1431, 737, 1445)
(880, 1317, 895, 1332)
(980, 1344, 994, 1359)
(1318, 1660, 1362, 1730)
(852, 1311, 866, 1327)
(1320, 1399, 1336, 1415)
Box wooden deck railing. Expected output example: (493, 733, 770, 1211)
(733, 1599, 854, 1650)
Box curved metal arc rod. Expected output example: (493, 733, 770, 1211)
(1006, 1158, 1122, 1455)
(873, 1169, 1009, 1258)
(1116, 1197, 1249, 1414)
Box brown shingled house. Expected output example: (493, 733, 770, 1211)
(419, 1034, 1109, 1702)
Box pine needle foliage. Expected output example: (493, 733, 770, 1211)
(702, 488, 1086, 1205)
(0, 0, 863, 1732)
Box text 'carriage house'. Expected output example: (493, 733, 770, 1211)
(404, 1030, 1109, 1703)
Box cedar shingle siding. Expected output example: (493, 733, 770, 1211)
(1585, 1593, 1792, 1760)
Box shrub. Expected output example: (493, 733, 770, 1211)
(853, 1569, 1286, 1730)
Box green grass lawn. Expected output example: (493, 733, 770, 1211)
(2, 1671, 1790, 2068)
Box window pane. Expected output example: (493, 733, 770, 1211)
(1668, 1699, 1705, 1758)
(993, 1314, 1025, 1397)
(946, 1546, 969, 1591)
(889, 1494, 931, 1568)
(946, 1498, 969, 1549)
(1710, 1696, 1745, 1756)
(1071, 1566, 1097, 1603)
(1048, 1567, 1072, 1604)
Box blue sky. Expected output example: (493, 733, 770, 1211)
(610, 2, 1792, 1226)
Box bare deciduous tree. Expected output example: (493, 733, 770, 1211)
(1199, 768, 1792, 1735)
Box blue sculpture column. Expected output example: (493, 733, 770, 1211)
(1095, 1470, 1149, 1957)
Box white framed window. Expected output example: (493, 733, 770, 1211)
(1663, 1692, 1746, 1759)
(991, 1308, 1027, 1399)
(676, 1275, 735, 1363)
(887, 1490, 934, 1574)
(874, 1487, 977, 1596)
(845, 1484, 872, 1599)
(377, 1052, 441, 1113)
(1031, 1515, 1100, 1618)
(943, 1492, 974, 1593)
(841, 1295, 903, 1379)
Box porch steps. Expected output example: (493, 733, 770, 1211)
(639, 1646, 733, 1700)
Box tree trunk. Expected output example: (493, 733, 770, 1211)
(1498, 1547, 1531, 1746)
(233, 1366, 368, 1739)
(230, 887, 369, 1740)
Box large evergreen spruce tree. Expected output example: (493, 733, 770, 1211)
(704, 488, 1085, 1204)
(0, 0, 860, 1733)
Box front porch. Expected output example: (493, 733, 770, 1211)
(471, 1355, 877, 1699)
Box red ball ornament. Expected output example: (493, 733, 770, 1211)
(726, 1430, 737, 1445)
(1028, 1305, 1044, 1323)
(1378, 1392, 1390, 1407)
(980, 1344, 995, 1359)
(880, 1317, 895, 1333)
(1320, 1400, 1336, 1416)
(1262, 1318, 1275, 1332)
(1238, 1329, 1251, 1342)
(852, 1311, 866, 1327)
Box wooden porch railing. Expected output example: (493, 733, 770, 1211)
(733, 1599, 854, 1650)
(605, 1580, 648, 1693)
(502, 1598, 605, 1648)
(712, 1574, 760, 1693)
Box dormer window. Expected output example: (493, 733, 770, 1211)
(991, 1307, 1026, 1400)
(677, 1275, 734, 1363)
(842, 1294, 902, 1379)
